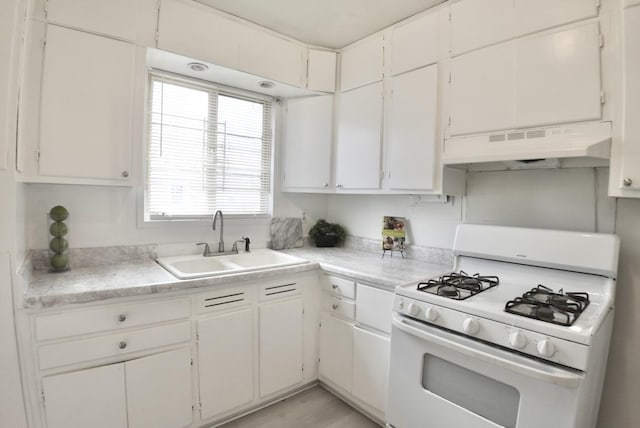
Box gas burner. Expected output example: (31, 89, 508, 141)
(505, 285, 590, 326)
(417, 270, 499, 301)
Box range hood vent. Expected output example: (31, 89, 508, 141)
(443, 122, 611, 169)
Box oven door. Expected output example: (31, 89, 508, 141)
(387, 314, 585, 428)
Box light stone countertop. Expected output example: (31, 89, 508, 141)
(23, 247, 452, 309)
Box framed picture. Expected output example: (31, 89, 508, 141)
(382, 216, 407, 251)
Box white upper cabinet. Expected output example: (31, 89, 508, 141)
(450, 0, 515, 56)
(450, 0, 598, 56)
(619, 5, 640, 192)
(450, 23, 602, 136)
(307, 49, 337, 92)
(45, 0, 158, 46)
(387, 65, 438, 190)
(340, 34, 384, 92)
(390, 10, 438, 75)
(283, 95, 333, 191)
(237, 26, 305, 88)
(158, 0, 240, 71)
(335, 82, 384, 190)
(515, 23, 602, 128)
(158, 0, 305, 88)
(450, 42, 515, 136)
(38, 25, 136, 182)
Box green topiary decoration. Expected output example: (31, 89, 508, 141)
(308, 219, 346, 247)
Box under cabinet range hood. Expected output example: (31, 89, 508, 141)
(442, 122, 612, 170)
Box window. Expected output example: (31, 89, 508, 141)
(146, 73, 273, 220)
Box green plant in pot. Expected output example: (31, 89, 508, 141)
(309, 219, 346, 247)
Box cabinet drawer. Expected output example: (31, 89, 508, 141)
(323, 275, 356, 299)
(38, 321, 192, 370)
(323, 295, 355, 321)
(356, 285, 394, 334)
(35, 298, 191, 341)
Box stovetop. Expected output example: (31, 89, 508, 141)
(395, 256, 615, 345)
(417, 271, 499, 300)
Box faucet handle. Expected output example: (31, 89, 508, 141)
(196, 242, 211, 256)
(243, 236, 251, 253)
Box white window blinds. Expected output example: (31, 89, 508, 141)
(147, 73, 273, 219)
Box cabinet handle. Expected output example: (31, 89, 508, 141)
(118, 314, 126, 322)
(336, 184, 343, 189)
(323, 182, 329, 188)
(332, 304, 339, 310)
(118, 341, 127, 349)
(121, 171, 129, 178)
(331, 284, 339, 290)
(624, 178, 633, 187)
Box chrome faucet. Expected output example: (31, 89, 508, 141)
(212, 210, 224, 252)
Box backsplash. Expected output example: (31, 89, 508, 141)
(343, 235, 454, 266)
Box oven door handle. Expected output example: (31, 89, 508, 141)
(392, 315, 582, 388)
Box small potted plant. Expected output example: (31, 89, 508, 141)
(309, 219, 346, 247)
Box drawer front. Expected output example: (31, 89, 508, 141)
(323, 275, 356, 299)
(323, 294, 355, 321)
(35, 298, 191, 341)
(356, 284, 394, 334)
(38, 321, 192, 370)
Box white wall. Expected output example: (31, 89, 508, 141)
(327, 167, 615, 249)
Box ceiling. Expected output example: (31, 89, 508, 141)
(195, 0, 445, 49)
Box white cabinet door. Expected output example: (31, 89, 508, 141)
(126, 347, 193, 428)
(158, 0, 239, 70)
(340, 34, 384, 92)
(515, 23, 602, 128)
(319, 312, 353, 393)
(308, 49, 337, 92)
(259, 298, 304, 397)
(450, 43, 515, 136)
(387, 65, 438, 191)
(45, 0, 158, 46)
(237, 26, 304, 87)
(621, 5, 640, 190)
(391, 11, 438, 75)
(42, 364, 128, 428)
(355, 285, 394, 335)
(335, 82, 383, 190)
(514, 0, 598, 37)
(39, 26, 134, 182)
(352, 327, 390, 414)
(283, 95, 333, 190)
(450, 0, 515, 55)
(198, 308, 254, 419)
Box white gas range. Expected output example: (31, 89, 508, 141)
(387, 224, 619, 428)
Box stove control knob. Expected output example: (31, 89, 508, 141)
(462, 318, 480, 335)
(508, 331, 527, 349)
(424, 307, 438, 322)
(407, 302, 420, 316)
(536, 339, 556, 357)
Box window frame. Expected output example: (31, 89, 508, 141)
(142, 70, 275, 223)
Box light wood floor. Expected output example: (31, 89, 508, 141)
(218, 386, 381, 428)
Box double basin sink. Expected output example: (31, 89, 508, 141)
(156, 249, 309, 280)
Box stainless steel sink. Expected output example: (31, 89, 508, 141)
(156, 249, 308, 280)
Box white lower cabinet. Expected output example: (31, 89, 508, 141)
(352, 327, 390, 413)
(259, 298, 304, 396)
(42, 347, 192, 428)
(197, 308, 254, 420)
(319, 311, 354, 392)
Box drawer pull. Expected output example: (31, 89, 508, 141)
(331, 284, 339, 290)
(332, 304, 339, 310)
(118, 314, 127, 322)
(118, 341, 127, 350)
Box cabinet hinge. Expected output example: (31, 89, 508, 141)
(190, 358, 193, 366)
(601, 91, 606, 104)
(302, 364, 304, 372)
(448, 116, 452, 126)
(36, 150, 40, 161)
(41, 38, 46, 49)
(595, 0, 601, 8)
(44, 0, 49, 14)
(195, 332, 199, 342)
(448, 10, 452, 21)
(41, 391, 46, 406)
(599, 33, 604, 48)
(448, 72, 452, 84)
(155, 31, 160, 42)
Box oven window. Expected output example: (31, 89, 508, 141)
(422, 354, 520, 428)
